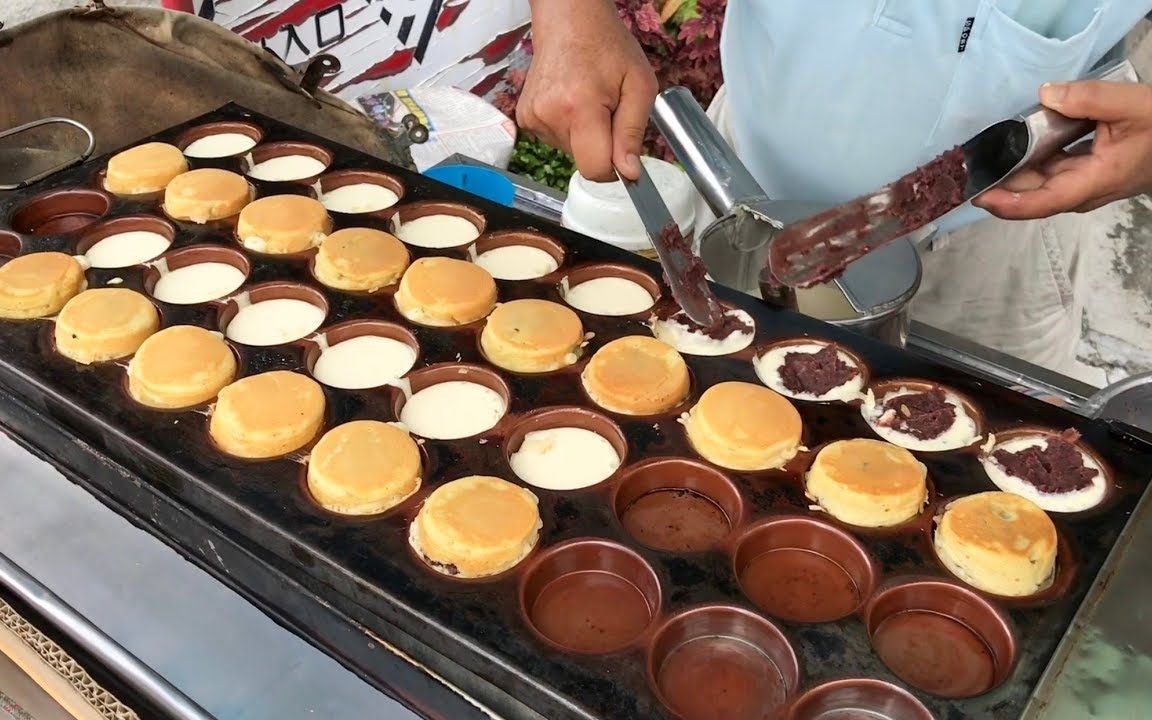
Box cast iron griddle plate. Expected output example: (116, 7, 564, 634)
(0, 105, 1149, 720)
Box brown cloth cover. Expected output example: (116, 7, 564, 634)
(0, 5, 409, 184)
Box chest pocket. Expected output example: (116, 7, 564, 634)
(928, 0, 1108, 147)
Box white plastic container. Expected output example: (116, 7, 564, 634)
(561, 157, 696, 258)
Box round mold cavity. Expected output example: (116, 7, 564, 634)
(732, 516, 877, 623)
(75, 215, 175, 268)
(176, 121, 265, 158)
(245, 141, 333, 183)
(389, 201, 487, 249)
(317, 169, 406, 217)
(650, 302, 757, 357)
(10, 188, 112, 236)
(648, 604, 800, 720)
(519, 538, 661, 655)
(753, 337, 871, 403)
(472, 230, 565, 281)
(218, 281, 329, 346)
(864, 579, 1017, 699)
(613, 458, 744, 553)
(144, 244, 251, 305)
(0, 231, 21, 258)
(927, 495, 1077, 606)
(864, 378, 987, 453)
(504, 406, 627, 491)
(560, 263, 661, 317)
(304, 319, 420, 390)
(392, 363, 511, 440)
(785, 678, 934, 720)
(979, 425, 1116, 516)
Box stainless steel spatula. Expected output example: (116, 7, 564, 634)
(618, 165, 723, 327)
(769, 58, 1139, 288)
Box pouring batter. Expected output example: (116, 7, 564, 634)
(521, 1, 1152, 377)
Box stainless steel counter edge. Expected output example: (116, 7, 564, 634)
(0, 550, 214, 720)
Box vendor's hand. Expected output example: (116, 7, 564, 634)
(975, 80, 1152, 219)
(519, 0, 658, 181)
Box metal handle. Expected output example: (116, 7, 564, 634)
(1021, 58, 1139, 164)
(0, 117, 96, 191)
(651, 86, 767, 217)
(0, 551, 215, 720)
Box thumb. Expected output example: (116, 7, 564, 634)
(612, 70, 658, 180)
(1040, 80, 1152, 123)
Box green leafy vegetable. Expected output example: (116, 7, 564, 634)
(509, 135, 576, 193)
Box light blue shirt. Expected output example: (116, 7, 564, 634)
(722, 1, 1152, 232)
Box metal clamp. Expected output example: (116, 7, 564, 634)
(0, 117, 96, 191)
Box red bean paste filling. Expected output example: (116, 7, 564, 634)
(993, 430, 1098, 494)
(778, 345, 860, 397)
(878, 388, 956, 440)
(769, 146, 967, 286)
(655, 224, 748, 340)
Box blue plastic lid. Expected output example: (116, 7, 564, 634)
(424, 165, 516, 207)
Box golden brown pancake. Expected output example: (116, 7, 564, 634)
(127, 325, 236, 408)
(581, 336, 689, 415)
(54, 288, 159, 364)
(806, 438, 928, 527)
(313, 227, 409, 292)
(934, 491, 1057, 596)
(0, 252, 85, 319)
(394, 257, 497, 326)
(308, 420, 422, 515)
(684, 381, 803, 470)
(237, 195, 332, 254)
(104, 142, 188, 195)
(410, 475, 541, 578)
(481, 299, 584, 373)
(164, 168, 252, 223)
(209, 370, 325, 459)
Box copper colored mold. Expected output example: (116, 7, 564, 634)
(317, 169, 406, 217)
(216, 281, 329, 343)
(980, 425, 1118, 517)
(613, 457, 744, 553)
(504, 406, 627, 486)
(648, 604, 800, 720)
(560, 262, 661, 317)
(389, 200, 487, 248)
(176, 121, 265, 157)
(143, 244, 251, 303)
(473, 230, 566, 279)
(519, 538, 661, 654)
(303, 319, 421, 385)
(390, 363, 511, 428)
(865, 579, 1017, 699)
(732, 516, 878, 623)
(245, 141, 333, 184)
(865, 378, 988, 453)
(10, 188, 112, 236)
(0, 231, 21, 258)
(74, 214, 175, 261)
(785, 678, 934, 720)
(926, 497, 1078, 608)
(752, 336, 871, 403)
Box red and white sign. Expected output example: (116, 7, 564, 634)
(162, 0, 530, 101)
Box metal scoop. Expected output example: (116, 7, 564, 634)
(771, 58, 1140, 288)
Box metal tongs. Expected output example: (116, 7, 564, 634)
(0, 117, 95, 191)
(770, 58, 1140, 288)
